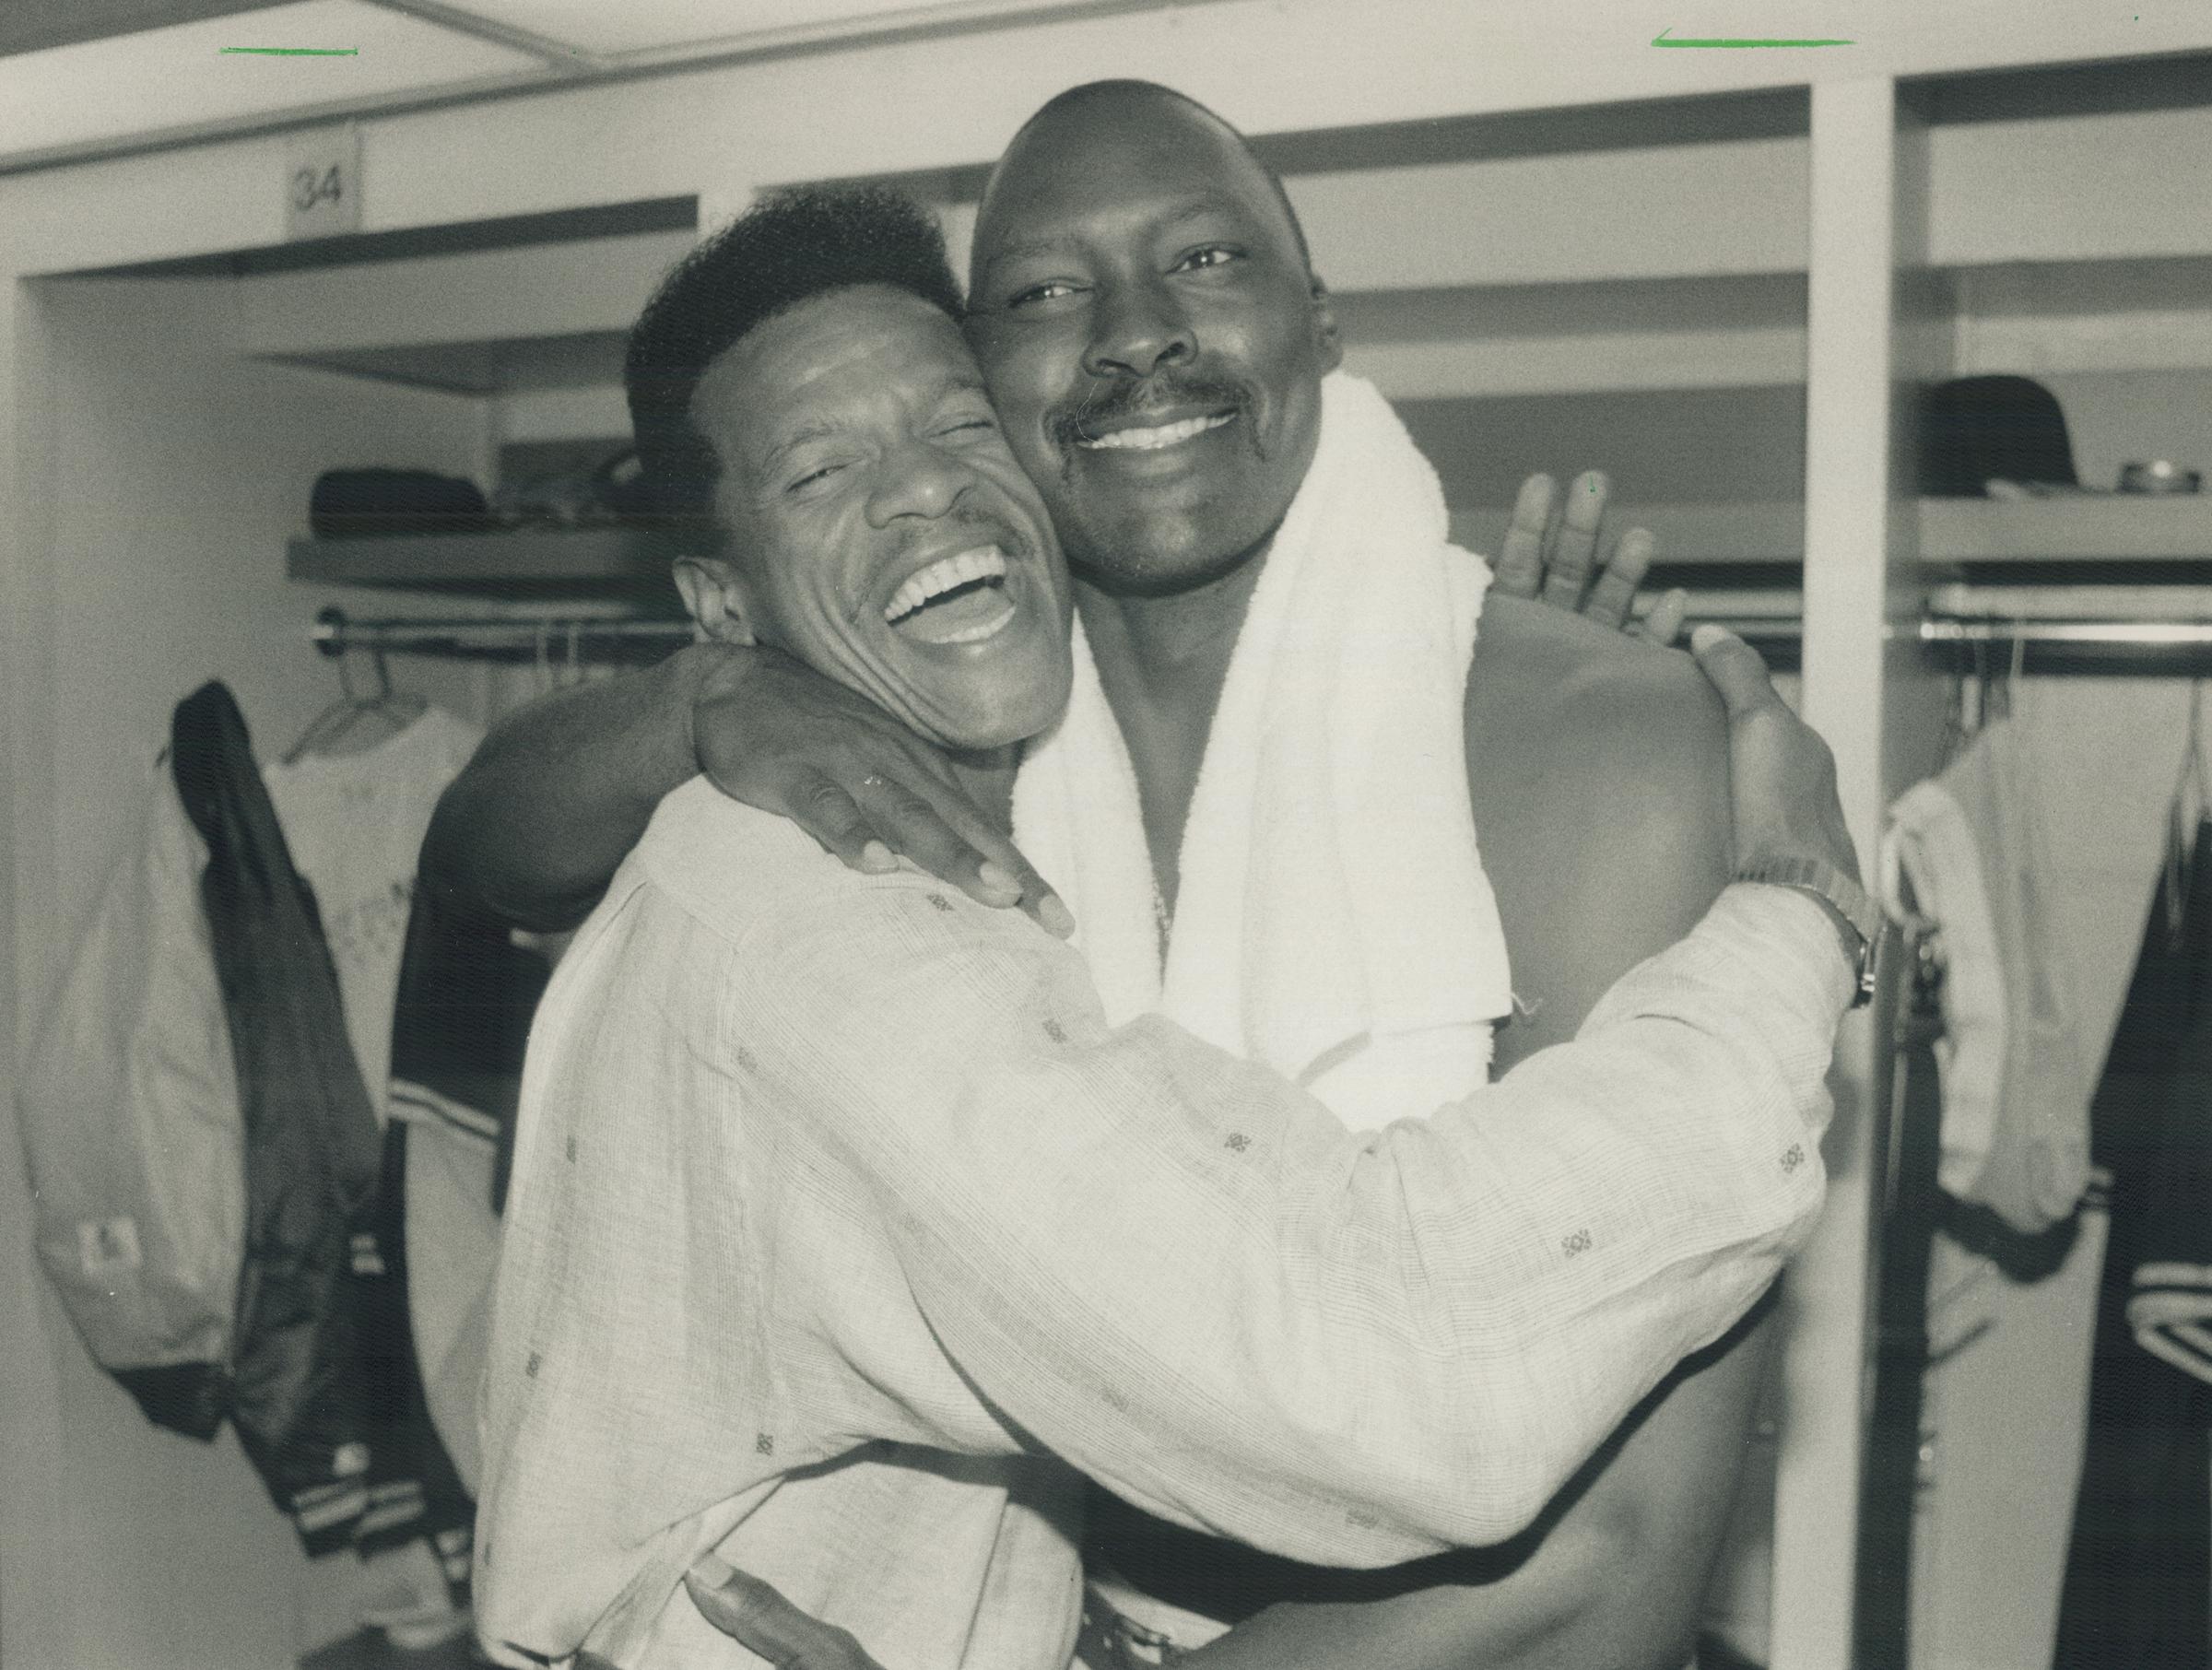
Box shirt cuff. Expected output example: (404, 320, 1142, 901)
(1711, 882, 1862, 1019)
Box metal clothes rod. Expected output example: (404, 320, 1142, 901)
(310, 605, 2212, 669)
(311, 606, 696, 662)
(1698, 613, 2212, 673)
(1724, 617, 2212, 648)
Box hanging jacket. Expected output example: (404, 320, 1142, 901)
(23, 685, 497, 1570)
(19, 755, 242, 1441)
(170, 681, 391, 1549)
(388, 882, 551, 1500)
(355, 1119, 477, 1595)
(2123, 810, 2212, 1386)
(389, 885, 549, 1219)
(2053, 816, 2212, 1669)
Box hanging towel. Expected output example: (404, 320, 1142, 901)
(1879, 713, 2088, 1233)
(1013, 370, 1512, 1133)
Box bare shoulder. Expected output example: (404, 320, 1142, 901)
(1465, 594, 1732, 1064)
(1465, 591, 1725, 797)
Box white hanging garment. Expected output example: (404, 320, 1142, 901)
(1880, 711, 2090, 1233)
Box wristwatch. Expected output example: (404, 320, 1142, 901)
(1733, 854, 1883, 1009)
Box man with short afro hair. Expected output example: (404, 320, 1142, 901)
(624, 185, 966, 548)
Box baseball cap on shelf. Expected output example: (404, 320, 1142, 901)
(1918, 375, 2081, 498)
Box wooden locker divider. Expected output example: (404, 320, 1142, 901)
(1771, 76, 1956, 1670)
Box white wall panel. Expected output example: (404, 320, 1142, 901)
(0, 1, 534, 159)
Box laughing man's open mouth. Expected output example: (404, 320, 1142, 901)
(884, 544, 1017, 645)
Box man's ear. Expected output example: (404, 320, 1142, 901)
(1309, 274, 1344, 374)
(673, 554, 759, 645)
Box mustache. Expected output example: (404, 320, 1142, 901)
(890, 511, 1029, 570)
(1046, 374, 1253, 450)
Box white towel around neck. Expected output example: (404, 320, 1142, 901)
(1013, 371, 1512, 1131)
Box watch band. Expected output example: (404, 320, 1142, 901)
(1733, 853, 1883, 1009)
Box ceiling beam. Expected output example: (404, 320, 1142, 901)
(0, 0, 1195, 176)
(359, 0, 608, 72)
(0, 0, 292, 58)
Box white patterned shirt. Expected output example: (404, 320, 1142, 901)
(476, 780, 1852, 1669)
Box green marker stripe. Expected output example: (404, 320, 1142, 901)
(220, 46, 359, 55)
(1653, 28, 1852, 46)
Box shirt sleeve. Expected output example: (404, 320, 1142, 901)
(735, 879, 1851, 1566)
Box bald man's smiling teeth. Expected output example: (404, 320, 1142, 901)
(883, 544, 1018, 645)
(1076, 410, 1237, 452)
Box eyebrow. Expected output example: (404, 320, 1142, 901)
(1159, 196, 1244, 231)
(975, 196, 1249, 285)
(975, 231, 1070, 276)
(759, 419, 843, 478)
(754, 370, 994, 476)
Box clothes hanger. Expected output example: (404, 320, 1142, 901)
(2162, 680, 2210, 945)
(283, 641, 429, 764)
(1992, 613, 2027, 726)
(1938, 637, 1992, 765)
(1939, 659, 1971, 764)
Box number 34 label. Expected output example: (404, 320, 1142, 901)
(286, 125, 362, 241)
